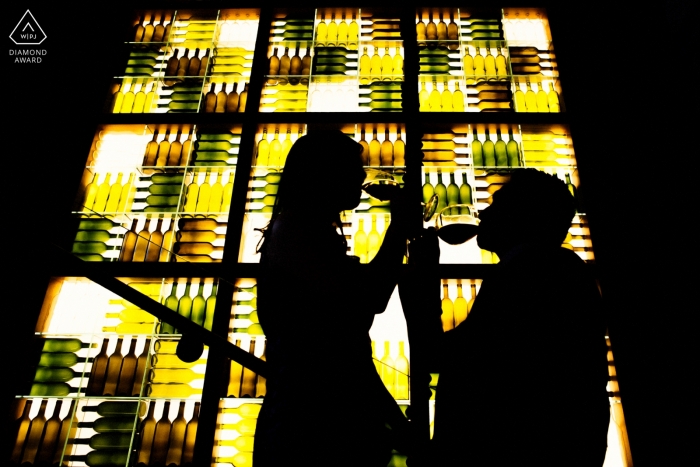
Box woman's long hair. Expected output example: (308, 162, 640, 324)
(256, 130, 363, 253)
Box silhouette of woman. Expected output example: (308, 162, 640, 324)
(253, 130, 409, 467)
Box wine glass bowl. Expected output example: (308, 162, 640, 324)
(436, 204, 480, 245)
(362, 169, 439, 222)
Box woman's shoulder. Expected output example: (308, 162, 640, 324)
(262, 212, 348, 265)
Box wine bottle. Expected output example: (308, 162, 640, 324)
(20, 398, 48, 464)
(441, 78, 453, 111)
(82, 172, 100, 211)
(119, 81, 136, 113)
(224, 82, 239, 113)
(177, 48, 191, 81)
(176, 282, 194, 331)
(164, 49, 180, 86)
(33, 398, 62, 464)
(133, 15, 145, 42)
(459, 173, 473, 207)
(482, 129, 496, 168)
(268, 128, 283, 167)
(131, 219, 151, 262)
(447, 12, 459, 49)
(395, 341, 409, 399)
(142, 14, 155, 42)
(380, 129, 393, 166)
(381, 47, 393, 81)
(188, 48, 201, 76)
(463, 46, 475, 83)
(135, 401, 156, 464)
(380, 341, 396, 397)
(473, 46, 486, 81)
(426, 11, 438, 45)
(92, 173, 112, 212)
(429, 79, 441, 111)
(453, 281, 469, 326)
(506, 128, 521, 167)
(238, 82, 248, 112)
(357, 46, 372, 85)
(197, 48, 210, 77)
(446, 173, 459, 214)
(437, 12, 448, 48)
(82, 400, 147, 416)
(202, 283, 217, 331)
(484, 46, 497, 77)
(546, 82, 561, 112)
(452, 81, 465, 111)
(181, 402, 200, 464)
(368, 128, 381, 167)
(315, 14, 328, 46)
(419, 79, 430, 111)
(434, 170, 447, 213)
(336, 13, 348, 46)
(164, 401, 187, 466)
(102, 337, 124, 396)
(278, 47, 291, 85)
(367, 215, 381, 262)
(280, 128, 293, 167)
(422, 173, 435, 205)
(495, 45, 507, 77)
(416, 15, 427, 47)
(467, 282, 477, 315)
(167, 129, 184, 166)
(86, 339, 109, 396)
(495, 128, 508, 168)
(394, 129, 406, 166)
(441, 282, 455, 331)
(209, 172, 225, 212)
(215, 84, 228, 113)
(288, 44, 302, 85)
(150, 400, 172, 465)
(354, 218, 368, 263)
(525, 80, 538, 112)
(187, 280, 207, 327)
(131, 82, 148, 113)
(370, 48, 382, 81)
(155, 129, 172, 167)
(326, 13, 338, 46)
(536, 81, 549, 112)
(203, 83, 217, 113)
(513, 79, 527, 112)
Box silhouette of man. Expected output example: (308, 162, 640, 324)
(429, 169, 610, 465)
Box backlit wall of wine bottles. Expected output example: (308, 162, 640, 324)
(109, 9, 259, 114)
(73, 125, 241, 263)
(261, 8, 404, 112)
(419, 123, 593, 263)
(10, 276, 217, 466)
(416, 8, 562, 112)
(416, 7, 562, 113)
(26, 5, 635, 467)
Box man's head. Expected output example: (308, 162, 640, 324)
(476, 169, 576, 256)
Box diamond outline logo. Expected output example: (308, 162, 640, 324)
(10, 10, 47, 45)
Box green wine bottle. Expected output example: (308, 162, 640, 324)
(161, 285, 179, 334)
(506, 128, 521, 167)
(495, 128, 508, 168)
(447, 173, 460, 214)
(191, 281, 207, 327)
(434, 170, 447, 213)
(137, 402, 157, 464)
(165, 401, 187, 465)
(482, 129, 496, 168)
(471, 129, 484, 167)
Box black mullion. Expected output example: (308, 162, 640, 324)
(220, 7, 275, 267)
(192, 278, 236, 465)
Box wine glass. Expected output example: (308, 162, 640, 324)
(435, 204, 480, 245)
(362, 169, 439, 222)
